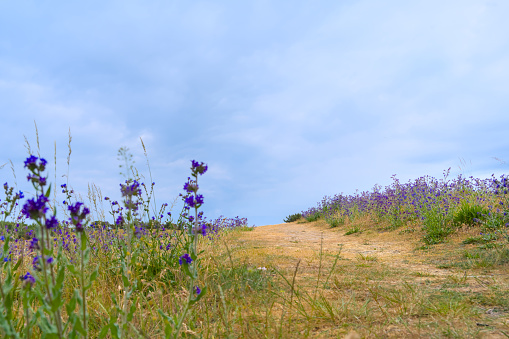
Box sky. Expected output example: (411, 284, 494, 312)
(1, 1, 508, 226)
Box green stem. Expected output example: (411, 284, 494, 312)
(80, 235, 88, 339)
(175, 176, 200, 339)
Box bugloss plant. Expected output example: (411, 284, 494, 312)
(300, 170, 509, 245)
(324, 211, 345, 228)
(0, 150, 235, 338)
(0, 155, 98, 338)
(302, 208, 321, 222)
(158, 160, 208, 338)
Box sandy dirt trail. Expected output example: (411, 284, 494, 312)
(229, 221, 509, 338)
(236, 221, 457, 277)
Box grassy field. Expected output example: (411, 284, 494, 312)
(218, 220, 509, 338)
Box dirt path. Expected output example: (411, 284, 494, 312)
(227, 221, 509, 337)
(236, 221, 453, 277)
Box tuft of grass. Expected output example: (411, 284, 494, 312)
(284, 213, 302, 223)
(345, 225, 361, 235)
(453, 202, 489, 227)
(305, 212, 321, 222)
(357, 253, 378, 262)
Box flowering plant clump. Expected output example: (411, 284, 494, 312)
(0, 143, 251, 338)
(158, 160, 209, 338)
(301, 169, 509, 245)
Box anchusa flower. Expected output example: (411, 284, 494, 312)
(45, 215, 59, 230)
(1, 183, 24, 220)
(21, 195, 49, 220)
(116, 215, 124, 227)
(120, 179, 142, 211)
(21, 272, 36, 288)
(24, 155, 47, 172)
(16, 191, 24, 199)
(184, 180, 198, 193)
(179, 253, 192, 265)
(33, 255, 54, 271)
(61, 183, 75, 204)
(68, 201, 90, 232)
(191, 160, 208, 175)
(120, 179, 142, 198)
(32, 255, 41, 271)
(197, 223, 208, 236)
(29, 237, 39, 250)
(184, 194, 204, 208)
(195, 286, 202, 295)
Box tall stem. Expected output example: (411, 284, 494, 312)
(80, 234, 88, 339)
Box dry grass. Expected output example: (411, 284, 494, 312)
(4, 220, 509, 338)
(217, 220, 509, 338)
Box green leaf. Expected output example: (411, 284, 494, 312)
(189, 286, 207, 306)
(83, 248, 90, 266)
(5, 294, 14, 319)
(180, 261, 195, 279)
(73, 317, 86, 336)
(67, 264, 78, 275)
(44, 184, 52, 198)
(110, 293, 119, 308)
(110, 322, 120, 339)
(164, 323, 174, 338)
(127, 296, 137, 322)
(51, 291, 64, 312)
(66, 292, 78, 316)
(80, 231, 88, 251)
(85, 267, 99, 290)
(0, 310, 18, 337)
(2, 234, 10, 252)
(42, 247, 53, 256)
(90, 266, 99, 282)
(55, 265, 66, 290)
(98, 324, 112, 339)
(37, 311, 58, 335)
(13, 256, 22, 271)
(67, 329, 78, 339)
(122, 272, 129, 288)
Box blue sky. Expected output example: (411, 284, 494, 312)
(1, 1, 508, 226)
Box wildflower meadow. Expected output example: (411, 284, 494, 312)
(0, 136, 251, 338)
(1, 135, 509, 338)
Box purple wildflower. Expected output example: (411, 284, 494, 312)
(191, 160, 208, 175)
(21, 195, 49, 220)
(45, 215, 59, 229)
(179, 253, 192, 265)
(21, 272, 36, 287)
(185, 196, 196, 208)
(24, 155, 38, 171)
(196, 195, 204, 205)
(120, 180, 142, 197)
(29, 237, 39, 250)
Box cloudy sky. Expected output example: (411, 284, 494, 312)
(1, 1, 508, 226)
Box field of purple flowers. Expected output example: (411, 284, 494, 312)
(2, 134, 509, 337)
(299, 169, 509, 246)
(0, 147, 252, 338)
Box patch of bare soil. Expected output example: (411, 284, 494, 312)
(241, 221, 446, 275)
(229, 220, 509, 338)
